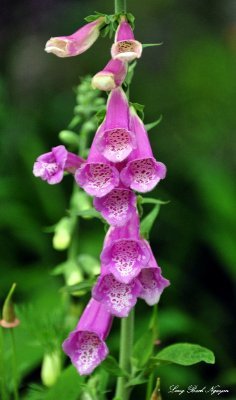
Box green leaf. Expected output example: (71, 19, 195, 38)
(140, 197, 169, 205)
(101, 356, 129, 377)
(126, 374, 148, 388)
(142, 43, 163, 48)
(84, 12, 106, 22)
(132, 330, 154, 367)
(44, 365, 84, 400)
(123, 61, 137, 87)
(140, 204, 160, 239)
(154, 343, 215, 366)
(126, 13, 135, 29)
(96, 108, 106, 125)
(145, 115, 163, 132)
(76, 208, 103, 220)
(129, 102, 145, 120)
(61, 279, 95, 295)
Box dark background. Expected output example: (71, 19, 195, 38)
(0, 0, 235, 399)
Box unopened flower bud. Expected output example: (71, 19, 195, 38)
(0, 283, 20, 328)
(41, 350, 62, 387)
(53, 217, 73, 250)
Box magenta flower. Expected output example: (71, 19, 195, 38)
(62, 299, 113, 375)
(92, 273, 142, 318)
(95, 88, 136, 163)
(111, 19, 142, 62)
(93, 187, 136, 226)
(100, 214, 150, 284)
(138, 242, 170, 305)
(120, 107, 167, 192)
(45, 18, 105, 58)
(33, 145, 84, 184)
(75, 124, 120, 197)
(92, 59, 127, 91)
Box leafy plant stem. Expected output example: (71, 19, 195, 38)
(115, 0, 126, 14)
(10, 330, 19, 400)
(0, 328, 8, 400)
(146, 305, 158, 400)
(115, 308, 134, 400)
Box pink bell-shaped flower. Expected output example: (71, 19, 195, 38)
(75, 123, 120, 197)
(45, 18, 105, 58)
(95, 88, 136, 163)
(111, 19, 142, 62)
(93, 187, 136, 227)
(120, 107, 167, 192)
(92, 59, 127, 91)
(62, 299, 113, 375)
(33, 145, 84, 184)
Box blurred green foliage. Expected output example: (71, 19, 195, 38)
(0, 0, 236, 398)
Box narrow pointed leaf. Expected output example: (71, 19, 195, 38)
(140, 204, 160, 238)
(132, 330, 154, 367)
(145, 115, 163, 132)
(44, 366, 84, 400)
(142, 43, 163, 48)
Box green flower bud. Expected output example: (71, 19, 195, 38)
(0, 283, 20, 328)
(41, 350, 62, 387)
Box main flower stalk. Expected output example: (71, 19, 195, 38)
(115, 0, 126, 13)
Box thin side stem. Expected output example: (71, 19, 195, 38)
(10, 330, 19, 400)
(115, 0, 126, 14)
(0, 328, 8, 400)
(115, 309, 134, 400)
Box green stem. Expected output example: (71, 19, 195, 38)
(0, 328, 8, 400)
(115, 0, 126, 14)
(10, 330, 19, 400)
(146, 305, 158, 400)
(115, 309, 134, 400)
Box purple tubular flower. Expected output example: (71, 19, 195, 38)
(100, 215, 150, 284)
(93, 187, 136, 227)
(111, 19, 142, 62)
(120, 107, 167, 192)
(62, 299, 113, 375)
(45, 18, 105, 58)
(96, 88, 136, 163)
(33, 145, 84, 184)
(92, 273, 142, 318)
(75, 124, 120, 197)
(138, 242, 170, 305)
(92, 59, 127, 91)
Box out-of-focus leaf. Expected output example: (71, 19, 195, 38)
(154, 343, 215, 366)
(44, 365, 84, 400)
(58, 130, 79, 146)
(78, 254, 100, 276)
(126, 374, 148, 388)
(124, 62, 137, 86)
(101, 356, 128, 377)
(62, 279, 95, 295)
(132, 330, 154, 367)
(76, 208, 103, 220)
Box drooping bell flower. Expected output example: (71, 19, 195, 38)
(45, 18, 105, 58)
(93, 187, 136, 227)
(62, 299, 113, 375)
(92, 59, 127, 91)
(75, 124, 120, 197)
(33, 145, 84, 185)
(138, 241, 170, 305)
(120, 107, 167, 192)
(111, 18, 142, 62)
(99, 213, 150, 284)
(95, 88, 136, 163)
(92, 273, 142, 318)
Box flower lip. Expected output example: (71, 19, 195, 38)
(101, 238, 150, 284)
(45, 38, 69, 57)
(93, 187, 136, 227)
(96, 127, 136, 163)
(91, 73, 116, 91)
(120, 156, 167, 193)
(138, 268, 170, 306)
(75, 162, 120, 198)
(92, 273, 142, 318)
(63, 330, 108, 375)
(111, 40, 142, 62)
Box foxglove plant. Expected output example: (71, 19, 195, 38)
(31, 1, 214, 399)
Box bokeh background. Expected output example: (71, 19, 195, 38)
(0, 0, 236, 399)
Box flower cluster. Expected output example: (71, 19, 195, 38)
(34, 16, 169, 376)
